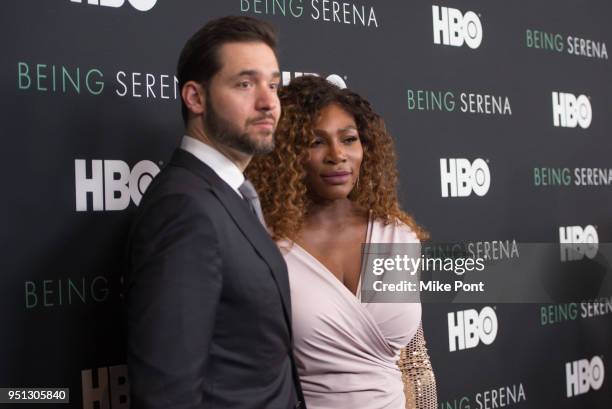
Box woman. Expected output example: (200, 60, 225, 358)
(247, 75, 437, 409)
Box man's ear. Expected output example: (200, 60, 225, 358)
(181, 80, 205, 116)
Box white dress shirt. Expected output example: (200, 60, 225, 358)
(180, 135, 244, 197)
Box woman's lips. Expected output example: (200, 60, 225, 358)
(321, 171, 351, 185)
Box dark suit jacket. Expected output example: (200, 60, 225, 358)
(125, 149, 304, 409)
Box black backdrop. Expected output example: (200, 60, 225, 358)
(2, 1, 611, 408)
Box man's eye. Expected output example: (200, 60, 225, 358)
(270, 83, 280, 91)
(238, 81, 252, 88)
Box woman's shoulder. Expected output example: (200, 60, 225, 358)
(276, 238, 293, 254)
(371, 216, 420, 244)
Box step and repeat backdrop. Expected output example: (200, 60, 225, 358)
(2, 1, 611, 408)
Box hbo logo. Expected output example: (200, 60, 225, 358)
(559, 225, 599, 261)
(440, 158, 491, 198)
(566, 356, 605, 398)
(75, 159, 160, 211)
(70, 0, 157, 12)
(432, 5, 483, 49)
(82, 365, 130, 409)
(448, 306, 498, 352)
(552, 92, 592, 129)
(281, 71, 347, 89)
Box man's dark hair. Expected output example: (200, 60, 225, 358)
(177, 16, 278, 124)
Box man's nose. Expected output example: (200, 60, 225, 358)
(255, 85, 277, 111)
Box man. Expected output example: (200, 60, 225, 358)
(124, 16, 304, 409)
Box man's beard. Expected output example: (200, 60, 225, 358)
(204, 94, 275, 155)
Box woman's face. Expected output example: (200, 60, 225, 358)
(303, 103, 363, 201)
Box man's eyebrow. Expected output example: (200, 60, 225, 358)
(232, 70, 281, 79)
(234, 69, 258, 78)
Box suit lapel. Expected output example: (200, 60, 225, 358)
(169, 149, 293, 329)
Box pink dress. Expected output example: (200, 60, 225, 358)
(278, 218, 422, 409)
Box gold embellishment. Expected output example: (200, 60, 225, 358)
(397, 322, 438, 409)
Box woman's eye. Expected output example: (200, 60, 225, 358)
(344, 136, 359, 143)
(310, 139, 323, 147)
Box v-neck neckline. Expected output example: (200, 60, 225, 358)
(291, 213, 374, 299)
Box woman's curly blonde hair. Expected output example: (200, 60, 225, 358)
(246, 75, 428, 241)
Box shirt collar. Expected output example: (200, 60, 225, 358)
(180, 135, 245, 196)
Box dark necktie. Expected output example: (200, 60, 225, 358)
(238, 179, 266, 227)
